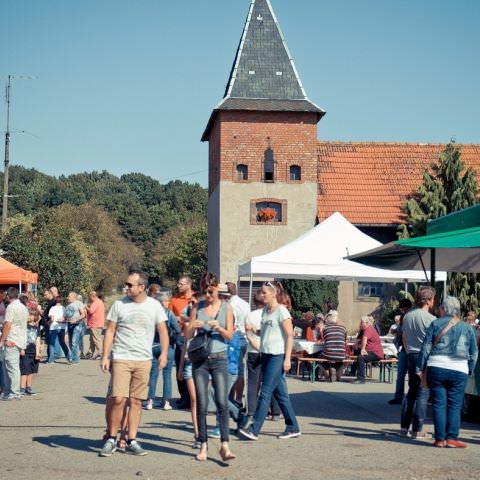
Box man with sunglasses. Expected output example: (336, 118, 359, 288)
(99, 270, 169, 457)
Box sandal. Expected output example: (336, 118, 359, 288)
(118, 430, 128, 450)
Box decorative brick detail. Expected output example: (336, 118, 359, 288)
(250, 198, 288, 225)
(207, 110, 319, 195)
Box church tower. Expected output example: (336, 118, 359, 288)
(202, 0, 325, 282)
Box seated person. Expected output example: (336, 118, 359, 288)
(319, 310, 347, 381)
(351, 315, 384, 384)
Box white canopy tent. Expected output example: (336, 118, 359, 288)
(238, 212, 446, 301)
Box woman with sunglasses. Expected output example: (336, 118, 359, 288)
(240, 281, 301, 441)
(186, 272, 236, 462)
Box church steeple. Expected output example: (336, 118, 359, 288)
(202, 0, 324, 141)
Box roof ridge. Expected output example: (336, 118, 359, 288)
(317, 140, 480, 147)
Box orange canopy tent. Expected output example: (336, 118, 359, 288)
(0, 257, 38, 290)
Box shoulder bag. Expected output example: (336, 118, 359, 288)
(187, 302, 224, 364)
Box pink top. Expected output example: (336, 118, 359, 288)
(87, 298, 105, 328)
(361, 325, 384, 359)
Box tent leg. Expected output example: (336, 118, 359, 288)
(19, 279, 22, 294)
(248, 273, 253, 307)
(430, 248, 436, 286)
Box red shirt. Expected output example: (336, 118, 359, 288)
(361, 325, 384, 359)
(170, 293, 192, 318)
(87, 298, 105, 329)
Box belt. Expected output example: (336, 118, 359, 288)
(207, 351, 227, 360)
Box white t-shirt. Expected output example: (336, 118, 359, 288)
(229, 295, 251, 333)
(5, 299, 28, 349)
(260, 305, 290, 355)
(49, 305, 66, 331)
(107, 296, 167, 361)
(246, 308, 262, 353)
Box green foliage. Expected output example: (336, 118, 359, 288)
(0, 221, 93, 295)
(400, 142, 480, 312)
(152, 221, 208, 288)
(0, 166, 208, 290)
(281, 279, 338, 320)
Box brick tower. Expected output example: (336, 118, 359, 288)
(202, 0, 325, 282)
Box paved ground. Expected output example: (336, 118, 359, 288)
(1, 359, 479, 480)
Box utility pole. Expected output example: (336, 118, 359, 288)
(2, 75, 11, 236)
(1, 74, 35, 236)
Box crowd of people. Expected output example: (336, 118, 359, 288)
(1, 277, 478, 460)
(0, 287, 106, 399)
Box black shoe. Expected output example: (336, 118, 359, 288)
(388, 398, 402, 405)
(352, 379, 366, 384)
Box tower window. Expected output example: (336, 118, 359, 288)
(264, 148, 275, 182)
(289, 165, 301, 181)
(256, 201, 282, 222)
(236, 164, 248, 181)
(250, 198, 288, 225)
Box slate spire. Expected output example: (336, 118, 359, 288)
(202, 0, 324, 141)
(224, 0, 308, 101)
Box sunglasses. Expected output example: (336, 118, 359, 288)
(204, 289, 216, 295)
(125, 282, 141, 288)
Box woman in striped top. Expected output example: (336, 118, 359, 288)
(320, 310, 347, 381)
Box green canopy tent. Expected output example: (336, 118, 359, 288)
(347, 205, 480, 285)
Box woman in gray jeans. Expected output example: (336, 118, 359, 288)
(186, 272, 236, 462)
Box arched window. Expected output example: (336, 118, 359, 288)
(236, 164, 248, 181)
(264, 148, 275, 182)
(289, 165, 301, 181)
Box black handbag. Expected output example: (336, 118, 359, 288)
(188, 331, 212, 364)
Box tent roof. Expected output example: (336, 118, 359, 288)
(0, 257, 38, 285)
(347, 207, 480, 273)
(238, 212, 446, 282)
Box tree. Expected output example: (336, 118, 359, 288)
(151, 220, 208, 288)
(400, 142, 479, 311)
(282, 279, 338, 320)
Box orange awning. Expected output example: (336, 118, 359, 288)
(0, 257, 38, 285)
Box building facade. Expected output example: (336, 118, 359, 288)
(202, 0, 480, 325)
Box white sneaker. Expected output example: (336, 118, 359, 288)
(145, 399, 153, 410)
(163, 401, 172, 411)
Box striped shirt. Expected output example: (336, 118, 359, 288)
(322, 324, 347, 361)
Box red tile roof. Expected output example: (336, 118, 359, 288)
(317, 142, 480, 225)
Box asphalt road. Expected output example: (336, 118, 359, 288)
(1, 359, 479, 480)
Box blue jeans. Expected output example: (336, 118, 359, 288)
(67, 323, 84, 363)
(193, 353, 229, 443)
(148, 345, 175, 403)
(210, 372, 239, 425)
(251, 354, 299, 436)
(47, 329, 70, 363)
(393, 348, 408, 401)
(427, 366, 468, 441)
(400, 352, 429, 432)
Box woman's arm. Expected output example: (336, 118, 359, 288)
(360, 334, 368, 356)
(416, 322, 435, 375)
(185, 306, 200, 340)
(282, 317, 294, 372)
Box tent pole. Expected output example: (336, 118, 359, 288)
(19, 279, 22, 294)
(248, 273, 253, 307)
(430, 248, 436, 287)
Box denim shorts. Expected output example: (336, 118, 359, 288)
(183, 361, 193, 380)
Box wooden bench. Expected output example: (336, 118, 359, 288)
(297, 357, 355, 383)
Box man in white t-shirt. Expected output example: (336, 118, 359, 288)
(99, 270, 169, 457)
(226, 282, 250, 401)
(0, 287, 28, 400)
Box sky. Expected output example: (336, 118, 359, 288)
(1, 0, 479, 187)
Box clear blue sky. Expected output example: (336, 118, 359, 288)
(2, 0, 479, 187)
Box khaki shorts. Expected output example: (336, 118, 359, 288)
(111, 360, 152, 400)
